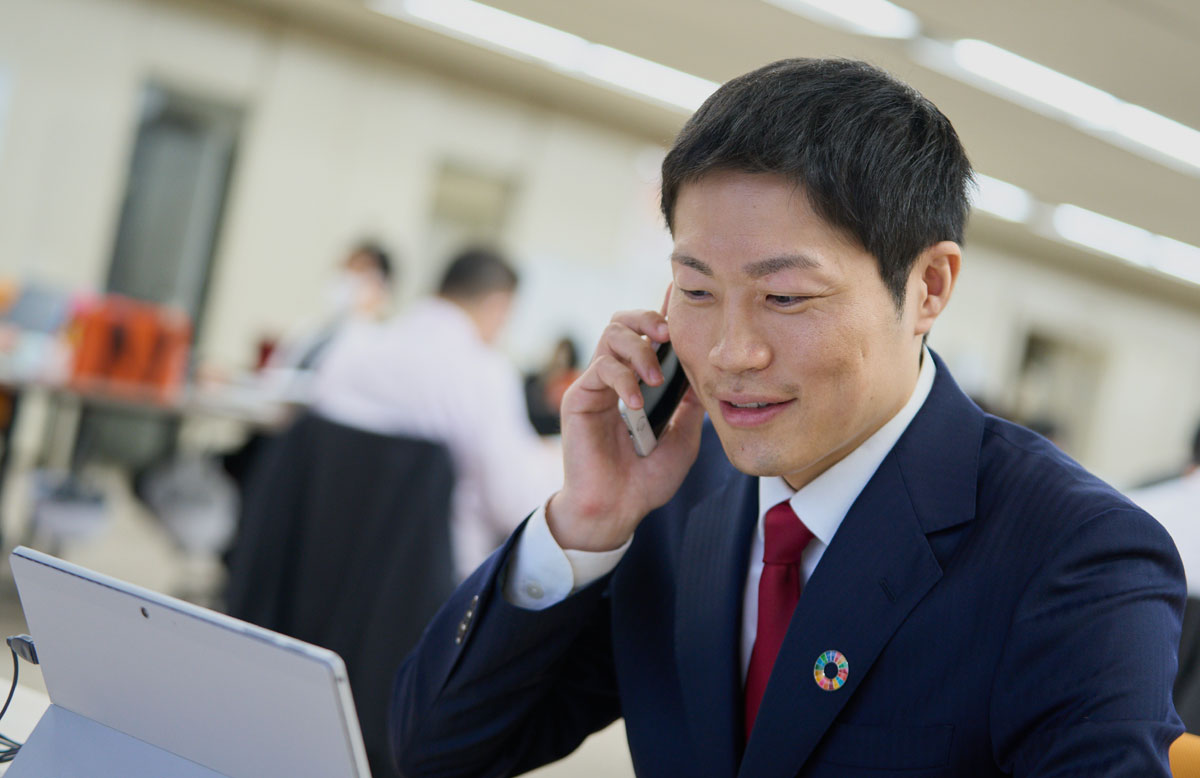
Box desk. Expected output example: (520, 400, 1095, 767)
(0, 376, 293, 430)
(0, 376, 296, 548)
(0, 683, 49, 775)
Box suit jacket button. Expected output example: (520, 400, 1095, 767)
(455, 595, 480, 645)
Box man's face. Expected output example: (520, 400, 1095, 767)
(667, 170, 925, 490)
(344, 252, 383, 284)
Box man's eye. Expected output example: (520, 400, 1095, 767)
(767, 294, 809, 306)
(681, 288, 711, 301)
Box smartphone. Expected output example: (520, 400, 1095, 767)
(618, 340, 690, 457)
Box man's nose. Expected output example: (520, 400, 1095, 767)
(708, 313, 771, 374)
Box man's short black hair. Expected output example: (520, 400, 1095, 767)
(661, 58, 974, 310)
(437, 246, 519, 300)
(352, 241, 394, 284)
(1191, 419, 1200, 466)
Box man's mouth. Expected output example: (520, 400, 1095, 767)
(717, 397, 795, 427)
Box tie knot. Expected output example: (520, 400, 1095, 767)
(763, 500, 813, 565)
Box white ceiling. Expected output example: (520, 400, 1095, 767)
(215, 0, 1200, 305)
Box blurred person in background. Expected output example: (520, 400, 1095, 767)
(524, 335, 582, 435)
(311, 246, 562, 580)
(257, 240, 394, 401)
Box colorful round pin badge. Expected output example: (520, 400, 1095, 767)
(813, 650, 849, 691)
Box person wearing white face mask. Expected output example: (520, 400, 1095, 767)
(324, 248, 393, 323)
(259, 241, 394, 403)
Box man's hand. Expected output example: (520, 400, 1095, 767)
(547, 308, 706, 552)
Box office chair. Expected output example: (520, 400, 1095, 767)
(225, 412, 456, 778)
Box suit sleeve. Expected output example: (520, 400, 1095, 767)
(990, 507, 1187, 777)
(390, 519, 621, 777)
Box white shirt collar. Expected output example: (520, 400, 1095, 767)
(757, 347, 937, 546)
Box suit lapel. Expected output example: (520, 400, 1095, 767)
(738, 457, 942, 777)
(674, 474, 758, 778)
(738, 351, 983, 778)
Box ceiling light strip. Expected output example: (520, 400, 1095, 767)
(910, 37, 1200, 177)
(972, 173, 1035, 223)
(760, 0, 920, 39)
(1051, 204, 1200, 284)
(974, 175, 1200, 286)
(368, 0, 717, 112)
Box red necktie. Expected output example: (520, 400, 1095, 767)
(744, 499, 814, 740)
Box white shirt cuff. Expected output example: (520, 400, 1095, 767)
(504, 499, 632, 611)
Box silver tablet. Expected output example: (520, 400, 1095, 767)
(7, 546, 371, 778)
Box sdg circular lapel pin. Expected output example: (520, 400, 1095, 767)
(814, 650, 849, 691)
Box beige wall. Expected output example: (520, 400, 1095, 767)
(0, 0, 672, 369)
(1, 0, 1197, 488)
(933, 244, 1200, 486)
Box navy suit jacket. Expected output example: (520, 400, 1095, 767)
(392, 353, 1186, 777)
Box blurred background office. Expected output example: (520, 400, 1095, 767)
(1, 0, 1199, 775)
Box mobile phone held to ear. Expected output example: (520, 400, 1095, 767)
(618, 340, 690, 457)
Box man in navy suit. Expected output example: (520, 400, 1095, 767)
(391, 59, 1185, 776)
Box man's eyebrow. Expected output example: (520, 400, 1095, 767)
(671, 253, 822, 279)
(670, 254, 713, 277)
(743, 254, 821, 278)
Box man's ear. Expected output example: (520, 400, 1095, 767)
(912, 241, 961, 336)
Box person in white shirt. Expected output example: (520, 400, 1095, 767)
(311, 247, 562, 579)
(258, 241, 395, 404)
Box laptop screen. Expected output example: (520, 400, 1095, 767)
(9, 546, 370, 778)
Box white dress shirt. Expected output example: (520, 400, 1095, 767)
(1127, 469, 1200, 597)
(507, 349, 936, 681)
(312, 298, 563, 579)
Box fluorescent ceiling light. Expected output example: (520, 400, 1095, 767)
(1053, 204, 1153, 268)
(912, 38, 1200, 176)
(951, 40, 1120, 132)
(972, 174, 1034, 223)
(400, 0, 586, 71)
(763, 0, 920, 39)
(1050, 204, 1200, 286)
(581, 45, 718, 114)
(1155, 236, 1200, 286)
(965, 185, 1200, 287)
(368, 0, 718, 112)
(1112, 103, 1200, 171)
